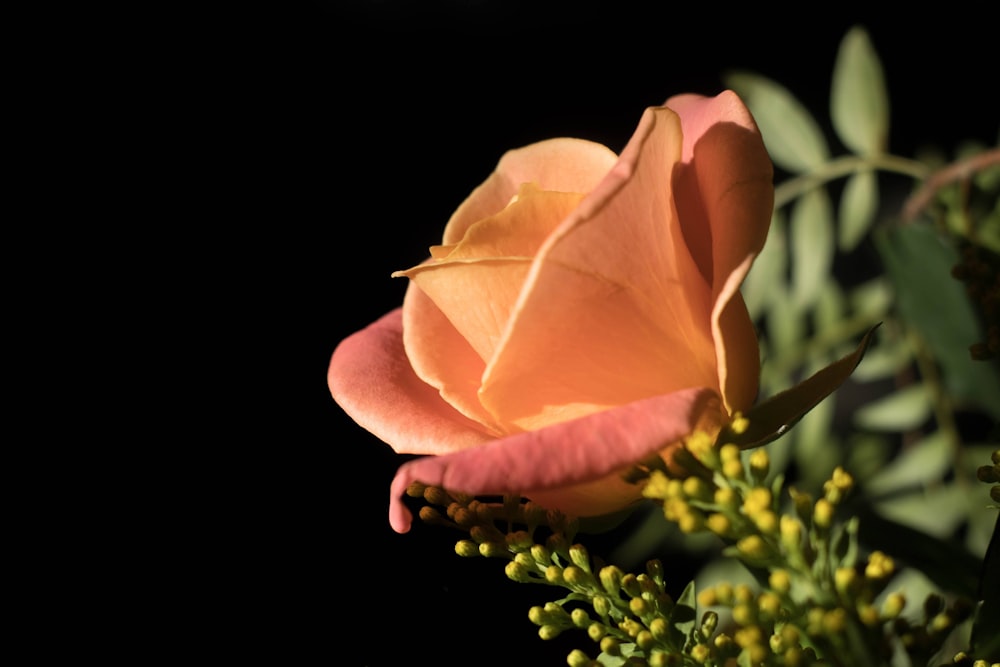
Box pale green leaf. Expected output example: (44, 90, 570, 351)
(791, 187, 835, 308)
(815, 281, 846, 334)
(850, 342, 912, 381)
(847, 276, 893, 320)
(864, 430, 953, 497)
(830, 25, 889, 155)
(742, 210, 787, 320)
(838, 169, 879, 251)
(872, 485, 971, 538)
(853, 383, 933, 431)
(724, 70, 830, 173)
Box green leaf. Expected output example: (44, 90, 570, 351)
(791, 187, 835, 308)
(848, 277, 893, 320)
(853, 383, 933, 431)
(850, 341, 912, 382)
(874, 224, 1000, 419)
(724, 70, 830, 173)
(838, 169, 879, 251)
(830, 25, 889, 155)
(863, 430, 953, 497)
(871, 484, 972, 538)
(742, 210, 787, 320)
(718, 324, 880, 450)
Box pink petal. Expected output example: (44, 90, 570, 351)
(667, 91, 774, 413)
(389, 387, 721, 533)
(327, 308, 496, 454)
(478, 106, 719, 430)
(441, 138, 618, 245)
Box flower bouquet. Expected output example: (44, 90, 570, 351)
(327, 23, 998, 667)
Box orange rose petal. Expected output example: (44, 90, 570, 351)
(397, 186, 585, 364)
(666, 91, 774, 413)
(388, 386, 718, 533)
(327, 308, 496, 454)
(442, 138, 618, 245)
(479, 107, 719, 430)
(399, 286, 502, 434)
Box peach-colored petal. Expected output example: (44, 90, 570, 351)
(400, 287, 502, 433)
(667, 91, 774, 413)
(388, 387, 719, 533)
(442, 138, 619, 245)
(478, 106, 718, 430)
(327, 308, 496, 454)
(395, 186, 584, 364)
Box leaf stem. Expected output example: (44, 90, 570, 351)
(774, 154, 930, 210)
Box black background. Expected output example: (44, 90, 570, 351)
(241, 3, 997, 665)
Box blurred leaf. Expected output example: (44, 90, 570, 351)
(872, 484, 970, 537)
(850, 340, 912, 382)
(863, 430, 953, 497)
(838, 169, 879, 251)
(874, 224, 1000, 419)
(846, 432, 894, 482)
(791, 188, 835, 308)
(854, 505, 982, 597)
(848, 277, 893, 320)
(724, 70, 830, 173)
(853, 383, 933, 431)
(815, 282, 847, 334)
(830, 25, 889, 155)
(719, 324, 880, 450)
(742, 210, 787, 320)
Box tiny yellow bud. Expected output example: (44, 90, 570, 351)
(455, 539, 479, 557)
(566, 649, 592, 667)
(545, 564, 564, 584)
(882, 592, 906, 618)
(714, 486, 739, 509)
(531, 544, 552, 566)
(834, 567, 857, 596)
(593, 595, 612, 618)
(769, 569, 791, 594)
(731, 413, 749, 434)
(734, 625, 763, 648)
(737, 534, 772, 561)
(753, 510, 779, 535)
(600, 636, 621, 656)
(707, 513, 732, 537)
(780, 624, 800, 646)
(720, 443, 741, 462)
(780, 515, 802, 550)
(678, 508, 706, 533)
(505, 560, 531, 582)
(715, 582, 733, 605)
(789, 487, 813, 521)
(690, 644, 711, 663)
(569, 544, 591, 571)
(813, 498, 834, 529)
(823, 608, 847, 634)
(630, 597, 651, 617)
(599, 565, 624, 595)
(858, 603, 879, 626)
(723, 458, 745, 480)
(479, 541, 507, 558)
(734, 583, 755, 603)
(732, 603, 755, 626)
(698, 588, 719, 608)
(538, 624, 562, 640)
(649, 617, 669, 640)
(587, 622, 605, 642)
(743, 487, 773, 514)
(746, 643, 769, 665)
(758, 592, 782, 621)
(683, 476, 713, 502)
(749, 449, 770, 481)
(563, 565, 588, 586)
(700, 610, 718, 636)
(866, 551, 895, 579)
(636, 630, 655, 651)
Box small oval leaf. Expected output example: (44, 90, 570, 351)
(724, 70, 831, 173)
(838, 169, 879, 251)
(830, 25, 890, 155)
(742, 210, 787, 320)
(853, 383, 933, 431)
(791, 187, 835, 308)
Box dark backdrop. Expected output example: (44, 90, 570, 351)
(245, 3, 997, 664)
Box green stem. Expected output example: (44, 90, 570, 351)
(774, 154, 930, 210)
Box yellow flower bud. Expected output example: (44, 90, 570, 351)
(834, 567, 857, 596)
(566, 649, 592, 667)
(769, 569, 791, 594)
(734, 584, 755, 603)
(823, 608, 847, 634)
(780, 515, 803, 550)
(731, 413, 749, 434)
(690, 644, 711, 663)
(587, 622, 605, 642)
(813, 498, 834, 529)
(723, 458, 745, 480)
(683, 476, 714, 502)
(600, 636, 621, 656)
(714, 486, 739, 509)
(545, 564, 563, 584)
(758, 592, 782, 621)
(749, 449, 770, 481)
(455, 539, 479, 558)
(678, 507, 706, 534)
(732, 603, 756, 626)
(538, 624, 562, 640)
(636, 630, 655, 651)
(753, 510, 779, 535)
(698, 588, 718, 608)
(865, 551, 895, 579)
(707, 512, 732, 537)
(882, 592, 906, 618)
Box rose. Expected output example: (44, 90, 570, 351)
(329, 91, 773, 533)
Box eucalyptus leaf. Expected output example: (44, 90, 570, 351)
(742, 210, 787, 320)
(853, 383, 932, 431)
(874, 224, 1000, 419)
(871, 484, 972, 538)
(863, 430, 953, 498)
(791, 187, 835, 308)
(724, 70, 830, 173)
(830, 25, 889, 155)
(718, 324, 880, 450)
(838, 169, 879, 251)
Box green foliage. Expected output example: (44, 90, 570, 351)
(830, 26, 889, 156)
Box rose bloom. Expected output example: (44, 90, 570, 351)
(329, 91, 773, 533)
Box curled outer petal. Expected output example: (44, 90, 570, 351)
(388, 387, 721, 533)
